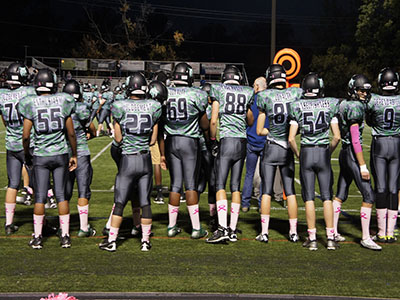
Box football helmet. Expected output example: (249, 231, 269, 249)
(63, 79, 82, 100)
(83, 82, 91, 92)
(33, 68, 57, 94)
(114, 86, 122, 93)
(301, 72, 324, 98)
(147, 80, 168, 103)
(6, 62, 29, 86)
(201, 82, 212, 95)
(221, 65, 242, 85)
(348, 74, 372, 100)
(126, 72, 147, 96)
(266, 64, 286, 88)
(378, 67, 399, 92)
(172, 62, 194, 86)
(153, 70, 169, 85)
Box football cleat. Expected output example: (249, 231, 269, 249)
(5, 224, 19, 235)
(255, 233, 269, 243)
(361, 238, 382, 251)
(23, 193, 33, 206)
(77, 225, 96, 238)
(289, 233, 299, 243)
(386, 235, 397, 243)
(228, 228, 239, 242)
(131, 226, 141, 237)
(60, 235, 71, 248)
(206, 226, 229, 244)
(326, 239, 339, 250)
(153, 194, 164, 205)
(99, 239, 117, 252)
(334, 234, 346, 242)
(167, 225, 182, 237)
(29, 234, 43, 250)
(140, 241, 152, 252)
(191, 227, 208, 239)
(102, 227, 110, 236)
(303, 238, 318, 251)
(372, 234, 386, 243)
(180, 194, 186, 203)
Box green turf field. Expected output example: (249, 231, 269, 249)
(0, 121, 399, 298)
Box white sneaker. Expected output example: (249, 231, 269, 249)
(334, 234, 346, 242)
(255, 233, 269, 243)
(361, 238, 382, 251)
(140, 241, 151, 252)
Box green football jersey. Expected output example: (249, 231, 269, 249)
(69, 102, 91, 157)
(112, 99, 162, 154)
(366, 94, 400, 136)
(0, 86, 36, 151)
(19, 92, 75, 156)
(290, 97, 339, 146)
(210, 83, 254, 139)
(338, 100, 365, 146)
(92, 91, 100, 110)
(101, 91, 114, 110)
(257, 87, 302, 143)
(82, 91, 95, 109)
(163, 87, 208, 138)
(114, 93, 125, 101)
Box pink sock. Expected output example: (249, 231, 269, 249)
(376, 208, 387, 237)
(289, 218, 297, 235)
(261, 214, 270, 235)
(326, 227, 334, 240)
(59, 214, 70, 237)
(141, 223, 152, 242)
(333, 200, 342, 236)
(5, 203, 16, 226)
(168, 204, 179, 228)
(229, 202, 240, 231)
(188, 204, 201, 230)
(105, 204, 115, 229)
(108, 226, 119, 242)
(308, 228, 316, 241)
(77, 205, 89, 231)
(209, 204, 216, 216)
(360, 207, 372, 240)
(387, 210, 398, 236)
(33, 214, 44, 238)
(216, 200, 228, 228)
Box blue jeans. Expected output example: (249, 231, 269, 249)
(241, 143, 264, 208)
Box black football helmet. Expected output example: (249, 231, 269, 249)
(6, 62, 29, 86)
(201, 82, 212, 95)
(33, 68, 57, 94)
(63, 79, 82, 101)
(147, 80, 168, 103)
(172, 62, 194, 86)
(301, 72, 324, 98)
(221, 65, 242, 85)
(83, 82, 91, 92)
(153, 70, 169, 85)
(266, 64, 286, 88)
(348, 74, 372, 100)
(114, 86, 122, 93)
(378, 67, 399, 92)
(126, 72, 147, 96)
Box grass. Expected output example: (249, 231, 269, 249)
(0, 122, 399, 298)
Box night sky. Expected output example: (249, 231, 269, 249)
(1, 0, 360, 81)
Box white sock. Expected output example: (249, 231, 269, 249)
(188, 204, 201, 230)
(229, 203, 241, 231)
(59, 214, 70, 237)
(141, 223, 152, 242)
(216, 200, 228, 228)
(5, 203, 16, 226)
(168, 204, 179, 228)
(78, 205, 89, 232)
(261, 214, 270, 235)
(33, 214, 44, 238)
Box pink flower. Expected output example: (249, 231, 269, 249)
(40, 293, 77, 300)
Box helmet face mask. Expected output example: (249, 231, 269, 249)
(126, 72, 147, 96)
(266, 64, 286, 88)
(378, 67, 399, 93)
(34, 68, 57, 94)
(172, 63, 193, 86)
(6, 62, 29, 86)
(302, 72, 324, 98)
(348, 74, 371, 101)
(221, 65, 242, 85)
(63, 79, 82, 101)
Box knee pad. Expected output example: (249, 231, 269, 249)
(113, 202, 125, 216)
(141, 205, 152, 219)
(375, 192, 388, 209)
(388, 193, 399, 210)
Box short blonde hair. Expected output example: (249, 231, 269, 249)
(254, 77, 267, 91)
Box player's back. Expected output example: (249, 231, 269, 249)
(163, 87, 208, 138)
(367, 93, 400, 136)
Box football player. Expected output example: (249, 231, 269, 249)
(333, 75, 381, 250)
(0, 62, 36, 235)
(256, 64, 303, 243)
(206, 65, 254, 243)
(99, 72, 161, 252)
(96, 81, 114, 137)
(63, 80, 97, 237)
(288, 73, 340, 250)
(19, 68, 77, 249)
(160, 62, 209, 239)
(366, 68, 400, 244)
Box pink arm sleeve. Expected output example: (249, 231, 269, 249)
(350, 124, 362, 154)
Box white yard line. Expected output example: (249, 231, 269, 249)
(90, 141, 113, 163)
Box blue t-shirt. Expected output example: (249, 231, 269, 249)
(246, 93, 268, 148)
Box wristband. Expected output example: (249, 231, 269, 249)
(360, 164, 369, 173)
(210, 137, 216, 141)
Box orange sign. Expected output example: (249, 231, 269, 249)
(273, 48, 301, 87)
